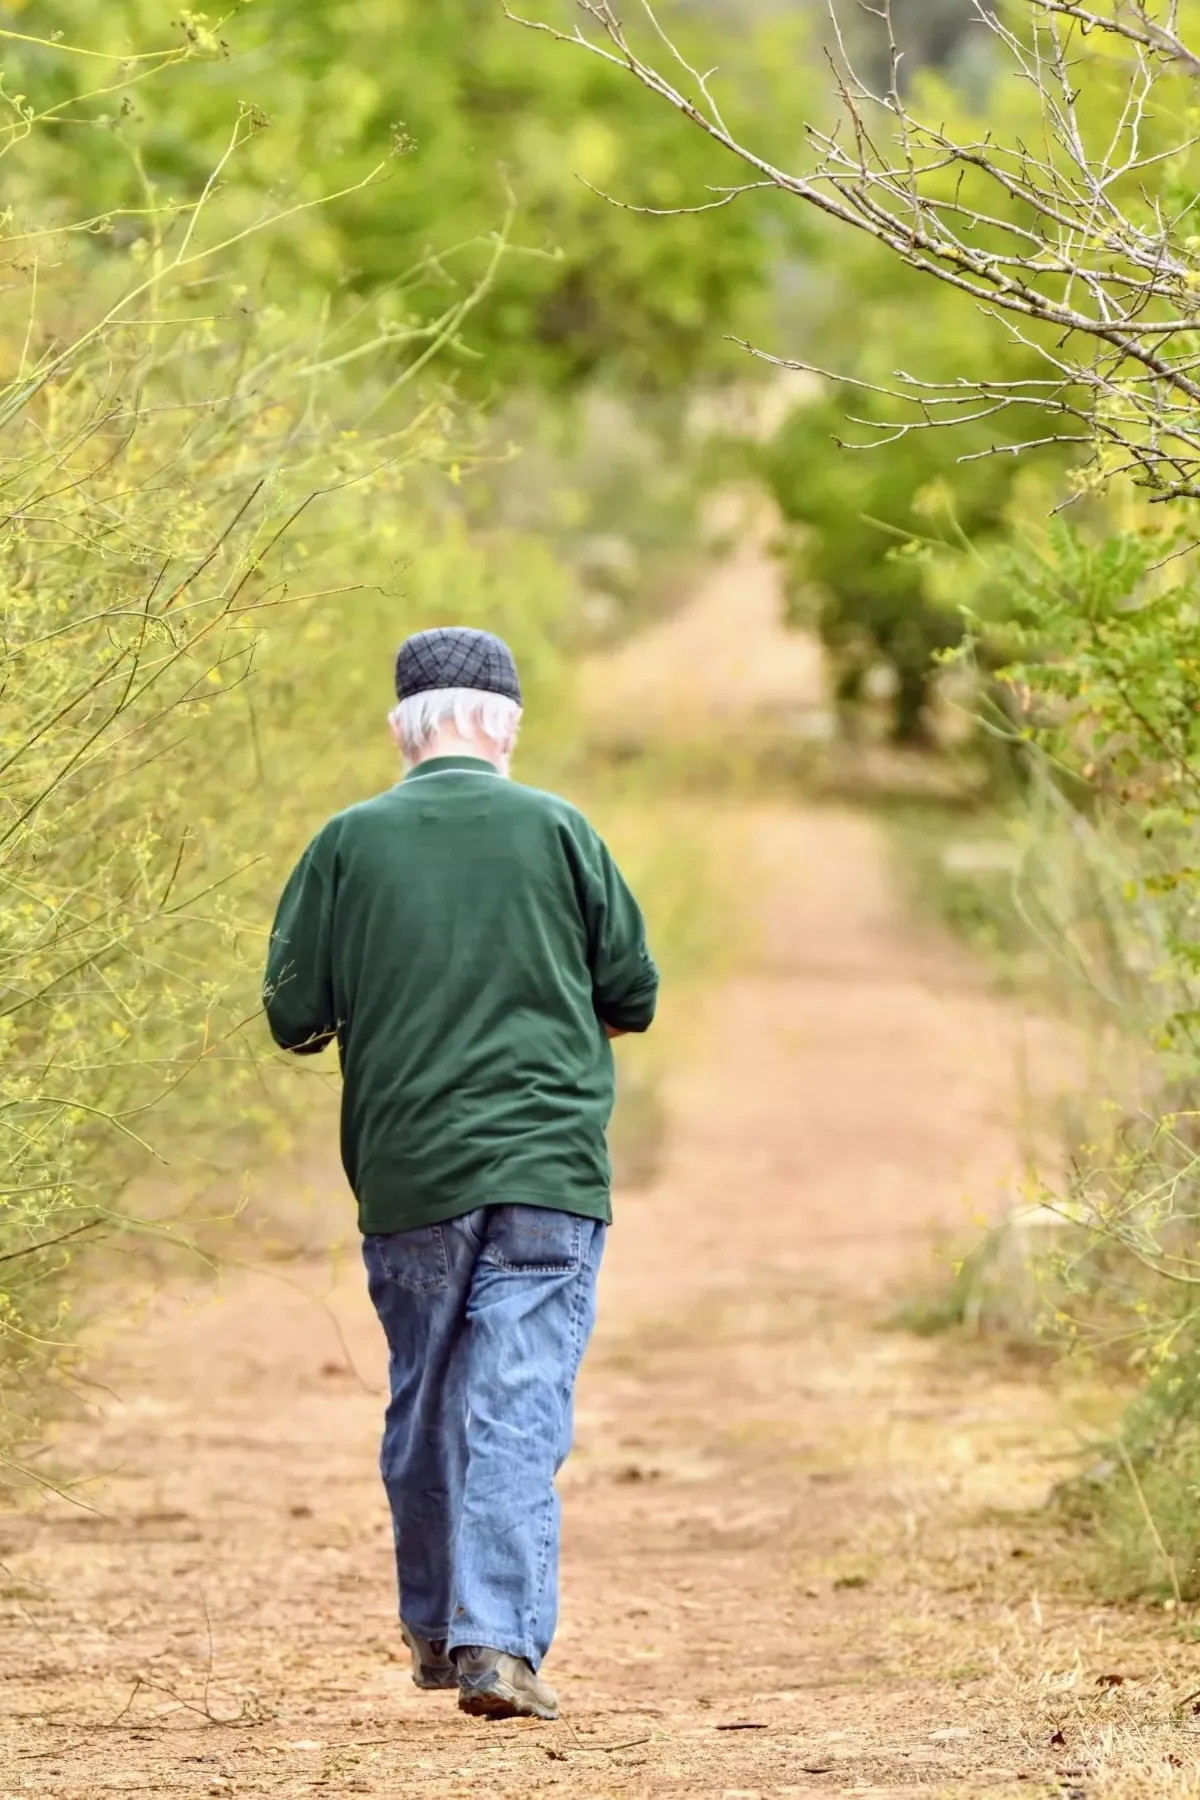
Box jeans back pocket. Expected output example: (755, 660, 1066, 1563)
(482, 1205, 583, 1274)
(365, 1224, 450, 1293)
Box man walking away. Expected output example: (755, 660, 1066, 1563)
(263, 627, 659, 1722)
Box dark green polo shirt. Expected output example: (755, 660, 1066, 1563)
(263, 757, 659, 1235)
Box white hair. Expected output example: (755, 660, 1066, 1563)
(391, 686, 523, 768)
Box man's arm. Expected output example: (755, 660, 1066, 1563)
(263, 834, 338, 1055)
(581, 828, 659, 1038)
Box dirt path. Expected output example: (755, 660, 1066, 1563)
(10, 797, 1193, 1799)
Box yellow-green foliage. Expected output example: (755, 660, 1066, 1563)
(0, 296, 594, 1452)
(0, 32, 574, 1478)
(1, 314, 417, 1459)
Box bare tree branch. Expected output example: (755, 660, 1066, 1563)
(509, 0, 1200, 498)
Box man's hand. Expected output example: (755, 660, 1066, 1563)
(603, 1022, 628, 1040)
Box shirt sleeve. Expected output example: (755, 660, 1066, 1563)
(263, 832, 338, 1056)
(581, 827, 660, 1034)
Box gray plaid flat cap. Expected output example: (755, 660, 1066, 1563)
(394, 626, 522, 706)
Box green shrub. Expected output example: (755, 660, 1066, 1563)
(885, 496, 1200, 1599)
(1055, 1346, 1200, 1605)
(0, 294, 409, 1473)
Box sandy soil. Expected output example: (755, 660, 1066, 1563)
(7, 796, 1195, 1800)
(579, 514, 829, 742)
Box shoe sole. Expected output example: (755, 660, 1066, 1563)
(458, 1683, 558, 1723)
(413, 1673, 459, 1693)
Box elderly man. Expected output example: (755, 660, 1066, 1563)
(263, 627, 658, 1722)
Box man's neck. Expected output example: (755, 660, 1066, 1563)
(411, 733, 507, 776)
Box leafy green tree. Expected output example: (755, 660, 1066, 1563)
(8, 0, 811, 394)
(761, 223, 1058, 742)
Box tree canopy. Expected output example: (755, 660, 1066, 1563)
(6, 0, 811, 395)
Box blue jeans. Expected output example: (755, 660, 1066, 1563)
(362, 1205, 606, 1673)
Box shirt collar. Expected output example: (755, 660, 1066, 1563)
(404, 755, 502, 782)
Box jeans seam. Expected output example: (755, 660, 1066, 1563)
(525, 1237, 591, 1663)
(456, 1208, 486, 1251)
(486, 1259, 580, 1275)
(446, 1625, 527, 1661)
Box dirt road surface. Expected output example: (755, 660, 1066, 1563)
(7, 799, 1194, 1799)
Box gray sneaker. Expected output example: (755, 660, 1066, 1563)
(401, 1624, 457, 1692)
(454, 1645, 559, 1721)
